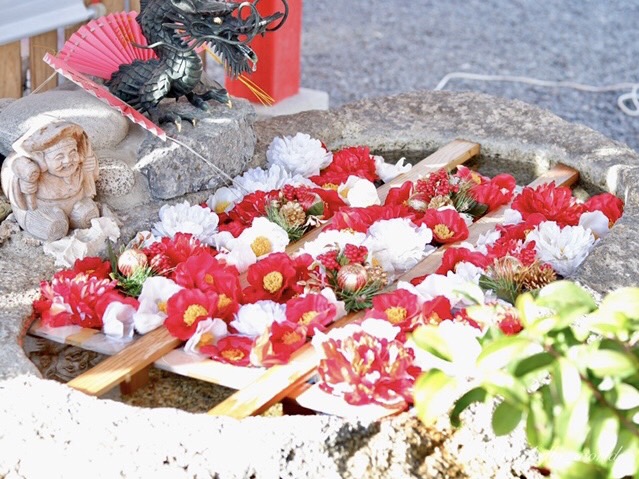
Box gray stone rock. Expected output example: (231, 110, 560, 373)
(0, 89, 130, 155)
(1, 91, 639, 478)
(136, 98, 256, 200)
(96, 157, 136, 197)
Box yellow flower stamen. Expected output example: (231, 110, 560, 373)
(197, 332, 216, 348)
(434, 224, 455, 240)
(204, 273, 215, 285)
(470, 172, 482, 185)
(339, 187, 351, 198)
(251, 236, 272, 257)
(262, 271, 284, 294)
(385, 306, 408, 324)
(217, 293, 232, 310)
(157, 301, 168, 313)
(221, 349, 245, 362)
(323, 183, 339, 191)
(214, 201, 231, 214)
(427, 313, 442, 325)
(300, 310, 319, 325)
(183, 304, 208, 326)
(282, 331, 303, 345)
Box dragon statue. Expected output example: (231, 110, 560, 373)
(106, 0, 288, 128)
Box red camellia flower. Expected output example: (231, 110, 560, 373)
(328, 204, 415, 232)
(201, 335, 254, 366)
(286, 294, 337, 336)
(72, 257, 112, 280)
(244, 252, 302, 303)
(165, 288, 219, 340)
(34, 273, 118, 329)
(455, 165, 487, 185)
(310, 146, 379, 187)
(252, 320, 308, 366)
(435, 247, 491, 275)
(584, 192, 624, 225)
(470, 173, 516, 212)
(317, 329, 420, 408)
(365, 289, 421, 331)
(496, 213, 546, 243)
(143, 233, 211, 277)
(174, 253, 242, 320)
(94, 291, 140, 319)
(383, 181, 413, 207)
(421, 296, 453, 325)
(419, 208, 469, 243)
(511, 183, 585, 226)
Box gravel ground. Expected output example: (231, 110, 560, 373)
(299, 0, 639, 151)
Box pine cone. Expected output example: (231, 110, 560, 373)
(428, 195, 454, 210)
(365, 264, 388, 287)
(488, 256, 522, 285)
(279, 201, 307, 228)
(519, 262, 557, 291)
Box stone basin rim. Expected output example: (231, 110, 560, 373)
(2, 91, 639, 478)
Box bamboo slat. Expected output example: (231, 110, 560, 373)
(208, 163, 579, 419)
(29, 30, 58, 93)
(56, 140, 480, 396)
(0, 42, 23, 98)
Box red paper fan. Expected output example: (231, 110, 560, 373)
(44, 12, 167, 140)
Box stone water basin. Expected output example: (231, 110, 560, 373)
(2, 91, 639, 478)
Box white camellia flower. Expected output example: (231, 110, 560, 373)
(337, 175, 381, 207)
(206, 186, 242, 214)
(318, 287, 348, 321)
(152, 201, 219, 245)
(228, 165, 315, 197)
(526, 221, 596, 277)
(133, 277, 184, 334)
(266, 132, 333, 177)
(298, 229, 367, 259)
(184, 318, 229, 355)
(373, 155, 412, 182)
(212, 217, 289, 273)
(400, 272, 485, 308)
(311, 318, 401, 358)
(102, 301, 137, 339)
(230, 300, 287, 338)
(502, 208, 523, 226)
(579, 210, 611, 239)
(363, 218, 434, 277)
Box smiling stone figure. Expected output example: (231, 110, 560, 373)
(1, 121, 100, 241)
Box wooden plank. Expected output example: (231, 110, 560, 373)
(58, 140, 479, 396)
(119, 365, 150, 395)
(0, 42, 24, 98)
(66, 327, 180, 396)
(130, 0, 141, 12)
(208, 164, 579, 419)
(29, 30, 58, 93)
(102, 0, 126, 14)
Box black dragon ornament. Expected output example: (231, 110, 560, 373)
(106, 0, 288, 127)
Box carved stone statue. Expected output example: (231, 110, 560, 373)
(1, 121, 100, 241)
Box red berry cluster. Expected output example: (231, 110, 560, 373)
(282, 184, 298, 202)
(415, 169, 458, 202)
(281, 185, 317, 210)
(343, 244, 368, 264)
(317, 249, 340, 270)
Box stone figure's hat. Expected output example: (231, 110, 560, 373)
(13, 121, 87, 171)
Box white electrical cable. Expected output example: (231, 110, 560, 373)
(434, 72, 639, 117)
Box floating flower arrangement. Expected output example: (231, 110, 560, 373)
(31, 133, 624, 413)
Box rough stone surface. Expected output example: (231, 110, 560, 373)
(96, 157, 136, 198)
(1, 92, 639, 478)
(136, 99, 256, 200)
(0, 89, 130, 155)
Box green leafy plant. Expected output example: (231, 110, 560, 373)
(413, 281, 639, 479)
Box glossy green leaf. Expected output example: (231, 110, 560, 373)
(410, 326, 453, 362)
(610, 429, 639, 479)
(554, 358, 582, 406)
(450, 387, 488, 427)
(306, 201, 325, 218)
(477, 336, 540, 372)
(612, 383, 639, 410)
(586, 349, 636, 378)
(588, 407, 619, 464)
(492, 400, 523, 436)
(513, 352, 555, 378)
(483, 371, 530, 407)
(599, 287, 639, 320)
(557, 460, 607, 479)
(526, 391, 554, 449)
(536, 280, 597, 314)
(413, 370, 459, 425)
(555, 386, 591, 450)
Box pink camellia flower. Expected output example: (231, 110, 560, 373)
(285, 294, 337, 336)
(313, 319, 421, 409)
(252, 320, 308, 366)
(365, 289, 421, 332)
(202, 335, 254, 367)
(419, 208, 469, 244)
(511, 183, 584, 227)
